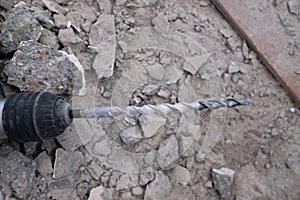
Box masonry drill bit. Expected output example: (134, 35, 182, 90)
(71, 98, 251, 119)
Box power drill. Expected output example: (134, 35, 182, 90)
(0, 92, 250, 143)
(0, 92, 72, 142)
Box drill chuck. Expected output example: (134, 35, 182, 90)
(0, 92, 72, 142)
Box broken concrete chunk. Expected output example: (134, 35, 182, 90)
(139, 114, 166, 138)
(58, 28, 84, 50)
(241, 40, 250, 60)
(164, 67, 183, 84)
(35, 14, 55, 29)
(139, 166, 155, 186)
(88, 186, 104, 200)
(56, 123, 82, 152)
(120, 126, 143, 144)
(172, 165, 191, 186)
(157, 87, 171, 99)
(66, 3, 97, 33)
(183, 54, 210, 75)
(39, 28, 59, 49)
(0, 150, 36, 199)
(87, 160, 104, 180)
(288, 0, 300, 15)
(53, 148, 84, 179)
(195, 151, 206, 162)
(3, 41, 82, 95)
(90, 15, 116, 79)
(146, 64, 165, 81)
(177, 135, 193, 155)
(0, 3, 42, 54)
(53, 14, 68, 29)
(157, 135, 179, 169)
(220, 29, 233, 39)
(285, 152, 298, 168)
(226, 37, 239, 51)
(144, 171, 172, 200)
(42, 0, 69, 15)
(116, 174, 134, 191)
(211, 167, 235, 199)
(93, 139, 112, 156)
(142, 84, 160, 96)
(131, 186, 143, 196)
(152, 13, 170, 32)
(97, 0, 113, 14)
(35, 151, 53, 176)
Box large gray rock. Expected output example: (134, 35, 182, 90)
(144, 171, 172, 200)
(53, 148, 84, 179)
(3, 41, 82, 95)
(211, 167, 235, 199)
(89, 15, 116, 79)
(0, 2, 42, 54)
(156, 135, 179, 169)
(0, 149, 37, 199)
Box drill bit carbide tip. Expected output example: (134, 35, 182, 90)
(71, 98, 250, 119)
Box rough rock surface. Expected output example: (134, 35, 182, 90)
(53, 148, 84, 179)
(157, 135, 179, 169)
(211, 167, 235, 199)
(0, 148, 36, 199)
(3, 40, 82, 95)
(89, 15, 116, 79)
(120, 126, 143, 144)
(144, 171, 172, 200)
(0, 2, 42, 54)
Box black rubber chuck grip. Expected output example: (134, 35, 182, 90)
(2, 92, 72, 142)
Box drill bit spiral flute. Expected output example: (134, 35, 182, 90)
(0, 92, 250, 142)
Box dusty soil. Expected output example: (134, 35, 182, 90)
(0, 0, 299, 200)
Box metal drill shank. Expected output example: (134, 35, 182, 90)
(71, 98, 250, 119)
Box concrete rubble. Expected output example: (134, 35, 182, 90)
(139, 114, 166, 138)
(53, 148, 84, 179)
(0, 2, 42, 54)
(157, 135, 179, 169)
(42, 0, 69, 15)
(3, 40, 82, 95)
(0, 0, 299, 199)
(0, 147, 36, 199)
(142, 84, 161, 96)
(58, 28, 84, 51)
(34, 14, 55, 30)
(172, 165, 191, 186)
(89, 15, 116, 79)
(139, 166, 155, 186)
(144, 171, 172, 200)
(120, 126, 143, 144)
(211, 167, 235, 199)
(39, 28, 59, 49)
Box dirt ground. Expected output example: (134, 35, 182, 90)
(0, 0, 299, 200)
